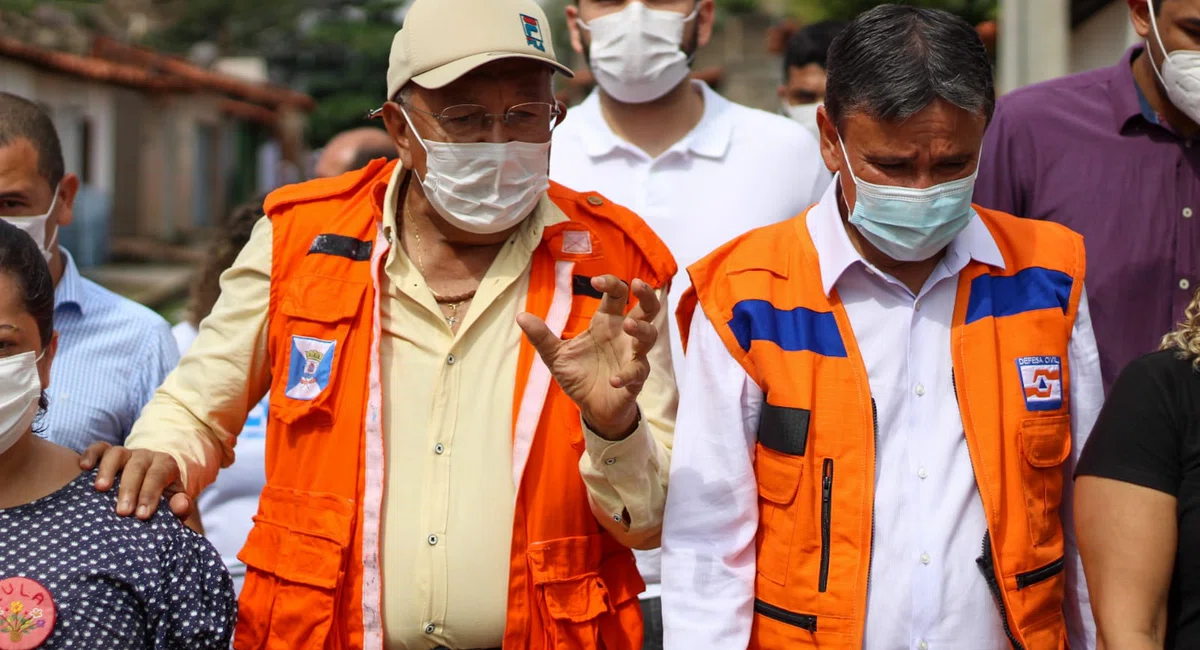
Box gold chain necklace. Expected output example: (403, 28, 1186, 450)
(405, 204, 477, 327)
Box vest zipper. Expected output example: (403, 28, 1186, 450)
(975, 531, 1026, 650)
(866, 398, 878, 601)
(1015, 556, 1065, 590)
(754, 599, 818, 632)
(819, 458, 834, 592)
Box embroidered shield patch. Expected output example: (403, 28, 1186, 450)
(286, 336, 336, 401)
(1016, 356, 1063, 411)
(0, 577, 55, 649)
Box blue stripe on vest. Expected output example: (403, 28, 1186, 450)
(728, 299, 848, 357)
(965, 267, 1074, 326)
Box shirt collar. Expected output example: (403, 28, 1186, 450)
(807, 175, 1005, 297)
(54, 247, 85, 314)
(574, 80, 734, 161)
(1111, 45, 1164, 132)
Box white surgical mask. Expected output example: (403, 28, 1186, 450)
(839, 138, 979, 262)
(0, 351, 44, 457)
(784, 102, 821, 140)
(579, 2, 699, 104)
(2, 188, 60, 263)
(401, 108, 550, 235)
(1148, 0, 1200, 124)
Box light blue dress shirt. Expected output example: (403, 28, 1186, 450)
(40, 248, 179, 451)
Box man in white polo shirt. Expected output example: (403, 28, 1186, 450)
(550, 0, 831, 646)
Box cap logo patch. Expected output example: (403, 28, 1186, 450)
(521, 14, 546, 52)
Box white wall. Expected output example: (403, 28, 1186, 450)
(0, 60, 117, 197)
(997, 0, 1071, 94)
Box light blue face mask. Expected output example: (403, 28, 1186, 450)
(839, 138, 979, 262)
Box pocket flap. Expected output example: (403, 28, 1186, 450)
(527, 535, 603, 584)
(755, 443, 803, 504)
(542, 575, 610, 623)
(238, 485, 356, 589)
(1020, 415, 1072, 468)
(280, 276, 367, 323)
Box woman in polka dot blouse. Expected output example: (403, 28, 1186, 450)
(0, 219, 236, 649)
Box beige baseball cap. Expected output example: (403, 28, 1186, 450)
(385, 0, 574, 101)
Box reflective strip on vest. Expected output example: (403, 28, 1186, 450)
(361, 226, 388, 649)
(513, 260, 576, 491)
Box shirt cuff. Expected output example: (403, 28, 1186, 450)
(581, 410, 657, 483)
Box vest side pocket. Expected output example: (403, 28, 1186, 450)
(234, 485, 356, 650)
(1018, 415, 1072, 548)
(527, 535, 641, 650)
(754, 443, 804, 587)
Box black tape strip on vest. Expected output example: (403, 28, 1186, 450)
(308, 234, 373, 261)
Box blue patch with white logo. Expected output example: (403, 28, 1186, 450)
(285, 335, 337, 401)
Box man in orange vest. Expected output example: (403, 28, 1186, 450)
(662, 6, 1102, 650)
(78, 0, 679, 648)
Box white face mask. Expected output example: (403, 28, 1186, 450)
(784, 102, 821, 139)
(1148, 0, 1200, 124)
(0, 351, 44, 457)
(2, 188, 60, 263)
(579, 2, 700, 104)
(401, 109, 550, 235)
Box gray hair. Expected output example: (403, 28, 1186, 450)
(824, 4, 994, 130)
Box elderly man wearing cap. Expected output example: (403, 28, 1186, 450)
(78, 0, 678, 649)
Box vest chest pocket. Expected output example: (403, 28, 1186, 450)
(754, 443, 805, 587)
(271, 276, 367, 426)
(1018, 415, 1072, 548)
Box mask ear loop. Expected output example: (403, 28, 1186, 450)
(1146, 0, 1172, 88)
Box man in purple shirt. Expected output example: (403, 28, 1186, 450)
(975, 0, 1200, 390)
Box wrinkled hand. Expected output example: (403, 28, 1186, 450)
(80, 442, 191, 521)
(517, 276, 659, 440)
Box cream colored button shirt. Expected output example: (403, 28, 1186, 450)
(126, 164, 677, 650)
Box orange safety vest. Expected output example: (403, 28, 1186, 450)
(232, 159, 676, 650)
(678, 205, 1085, 650)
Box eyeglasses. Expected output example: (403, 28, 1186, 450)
(399, 102, 563, 140)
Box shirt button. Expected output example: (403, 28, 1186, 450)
(1185, 207, 1194, 219)
(918, 642, 929, 650)
(917, 467, 928, 479)
(427, 534, 439, 546)
(446, 354, 456, 365)
(605, 457, 617, 465)
(915, 384, 926, 397)
(434, 443, 445, 455)
(613, 513, 622, 522)
(424, 623, 436, 635)
(914, 300, 921, 311)
(1181, 278, 1192, 291)
(920, 552, 931, 565)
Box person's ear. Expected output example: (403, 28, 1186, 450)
(816, 106, 841, 175)
(38, 331, 58, 391)
(566, 4, 586, 55)
(55, 174, 80, 229)
(1130, 0, 1153, 41)
(696, 0, 716, 49)
(381, 102, 416, 171)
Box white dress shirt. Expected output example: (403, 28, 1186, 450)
(661, 179, 1102, 650)
(551, 82, 832, 598)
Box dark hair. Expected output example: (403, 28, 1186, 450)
(0, 219, 55, 421)
(824, 5, 994, 130)
(188, 197, 265, 327)
(348, 146, 398, 172)
(783, 20, 847, 79)
(0, 92, 66, 191)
